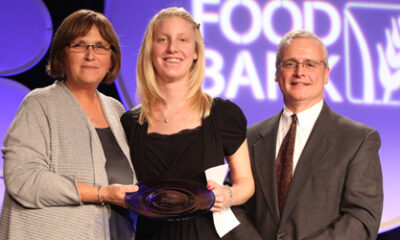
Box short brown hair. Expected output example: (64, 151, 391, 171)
(46, 9, 121, 84)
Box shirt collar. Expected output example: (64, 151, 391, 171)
(282, 100, 323, 129)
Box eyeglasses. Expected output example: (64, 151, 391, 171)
(279, 59, 326, 72)
(67, 42, 113, 55)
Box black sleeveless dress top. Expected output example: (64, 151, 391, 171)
(121, 98, 247, 240)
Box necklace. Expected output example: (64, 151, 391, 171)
(157, 105, 173, 124)
(156, 101, 192, 124)
(158, 107, 178, 124)
(160, 111, 169, 123)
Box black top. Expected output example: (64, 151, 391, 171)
(143, 126, 204, 182)
(96, 127, 134, 240)
(96, 127, 133, 185)
(121, 98, 247, 240)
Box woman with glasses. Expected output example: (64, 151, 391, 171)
(0, 9, 137, 240)
(121, 7, 254, 240)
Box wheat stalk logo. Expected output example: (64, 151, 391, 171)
(377, 16, 400, 103)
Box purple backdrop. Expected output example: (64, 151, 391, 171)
(0, 0, 399, 233)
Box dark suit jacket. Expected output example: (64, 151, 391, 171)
(245, 102, 383, 240)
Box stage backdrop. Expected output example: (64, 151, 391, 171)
(0, 0, 399, 233)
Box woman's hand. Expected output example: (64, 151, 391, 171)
(101, 184, 138, 208)
(207, 180, 232, 212)
(205, 139, 255, 213)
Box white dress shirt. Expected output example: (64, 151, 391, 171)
(275, 100, 323, 174)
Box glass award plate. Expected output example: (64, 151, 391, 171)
(125, 178, 215, 221)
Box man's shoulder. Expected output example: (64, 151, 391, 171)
(337, 113, 377, 135)
(248, 117, 273, 133)
(323, 103, 379, 137)
(247, 112, 281, 142)
(249, 111, 281, 130)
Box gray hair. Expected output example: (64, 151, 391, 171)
(275, 29, 329, 69)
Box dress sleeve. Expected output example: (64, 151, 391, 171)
(215, 98, 247, 156)
(120, 107, 141, 140)
(120, 111, 133, 139)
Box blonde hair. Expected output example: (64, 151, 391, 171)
(136, 7, 212, 124)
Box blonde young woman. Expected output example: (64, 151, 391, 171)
(121, 7, 254, 240)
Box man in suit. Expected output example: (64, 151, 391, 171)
(245, 29, 383, 240)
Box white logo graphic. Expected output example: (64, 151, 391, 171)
(377, 16, 400, 104)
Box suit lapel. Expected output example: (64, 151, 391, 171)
(252, 112, 281, 224)
(280, 103, 335, 222)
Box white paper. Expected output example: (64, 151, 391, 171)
(205, 164, 240, 237)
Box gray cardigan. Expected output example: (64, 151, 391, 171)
(0, 81, 135, 240)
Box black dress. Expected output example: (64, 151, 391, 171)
(121, 98, 247, 240)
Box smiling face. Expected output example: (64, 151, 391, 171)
(151, 16, 198, 84)
(276, 37, 330, 113)
(64, 25, 112, 89)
